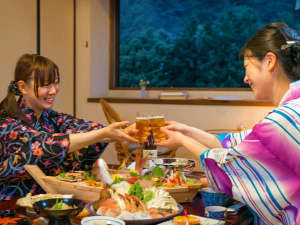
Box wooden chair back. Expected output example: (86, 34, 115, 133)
(100, 99, 131, 168)
(100, 98, 122, 123)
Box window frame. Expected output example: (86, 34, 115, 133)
(108, 0, 251, 92)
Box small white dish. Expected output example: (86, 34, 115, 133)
(81, 216, 125, 225)
(205, 206, 234, 219)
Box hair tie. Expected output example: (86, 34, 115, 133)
(8, 81, 22, 96)
(280, 40, 299, 50)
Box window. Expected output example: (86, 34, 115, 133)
(296, 0, 300, 11)
(110, 0, 300, 89)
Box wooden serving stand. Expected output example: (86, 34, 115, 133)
(166, 183, 202, 203)
(24, 165, 202, 203)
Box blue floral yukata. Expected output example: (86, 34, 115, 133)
(0, 98, 108, 200)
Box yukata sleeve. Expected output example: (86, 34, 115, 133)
(54, 113, 108, 171)
(0, 119, 70, 182)
(200, 126, 275, 196)
(216, 129, 252, 148)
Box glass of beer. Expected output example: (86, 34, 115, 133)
(135, 115, 150, 143)
(149, 115, 166, 142)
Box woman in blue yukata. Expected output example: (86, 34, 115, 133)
(157, 23, 300, 225)
(0, 54, 137, 200)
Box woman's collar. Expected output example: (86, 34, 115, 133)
(279, 80, 300, 106)
(18, 97, 39, 121)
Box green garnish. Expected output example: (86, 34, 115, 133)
(83, 171, 96, 181)
(53, 199, 63, 210)
(152, 165, 164, 178)
(130, 172, 140, 177)
(186, 178, 197, 184)
(58, 173, 66, 178)
(143, 190, 154, 202)
(139, 175, 151, 180)
(111, 177, 125, 186)
(153, 182, 163, 186)
(129, 181, 144, 200)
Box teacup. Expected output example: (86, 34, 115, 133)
(205, 206, 228, 219)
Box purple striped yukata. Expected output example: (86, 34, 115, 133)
(200, 80, 300, 225)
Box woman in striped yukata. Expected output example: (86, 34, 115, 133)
(157, 22, 300, 225)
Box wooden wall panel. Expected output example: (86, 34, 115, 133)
(40, 0, 74, 115)
(0, 0, 36, 100)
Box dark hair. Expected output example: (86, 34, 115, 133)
(0, 54, 60, 124)
(240, 22, 300, 81)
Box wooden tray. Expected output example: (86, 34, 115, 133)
(41, 176, 104, 202)
(24, 165, 103, 203)
(24, 165, 202, 203)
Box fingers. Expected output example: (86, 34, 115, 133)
(105, 121, 139, 143)
(123, 123, 136, 132)
(155, 140, 169, 146)
(120, 133, 139, 143)
(164, 124, 179, 131)
(164, 121, 176, 126)
(126, 129, 138, 136)
(160, 126, 172, 135)
(110, 121, 130, 129)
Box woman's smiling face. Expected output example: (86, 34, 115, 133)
(21, 76, 60, 116)
(243, 54, 273, 101)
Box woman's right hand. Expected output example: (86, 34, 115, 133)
(102, 121, 139, 143)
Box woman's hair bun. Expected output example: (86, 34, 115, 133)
(282, 42, 300, 65)
(289, 42, 300, 64)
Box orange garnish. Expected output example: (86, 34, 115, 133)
(0, 217, 22, 225)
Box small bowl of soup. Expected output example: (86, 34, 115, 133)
(33, 198, 85, 225)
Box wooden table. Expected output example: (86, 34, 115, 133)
(0, 195, 253, 225)
(0, 168, 253, 224)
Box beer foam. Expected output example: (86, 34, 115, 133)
(136, 117, 149, 120)
(149, 115, 164, 119)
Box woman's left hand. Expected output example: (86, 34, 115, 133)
(122, 122, 139, 137)
(155, 127, 186, 150)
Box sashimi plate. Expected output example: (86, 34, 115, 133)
(86, 201, 183, 225)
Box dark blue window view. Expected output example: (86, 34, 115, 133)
(118, 0, 300, 88)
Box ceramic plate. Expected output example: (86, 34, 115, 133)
(158, 214, 225, 225)
(81, 216, 125, 225)
(86, 201, 183, 225)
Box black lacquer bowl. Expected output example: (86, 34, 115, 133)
(33, 198, 84, 225)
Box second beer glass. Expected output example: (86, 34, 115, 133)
(149, 115, 166, 142)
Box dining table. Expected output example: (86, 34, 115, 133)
(0, 191, 254, 225)
(0, 166, 254, 225)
